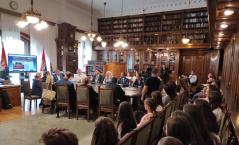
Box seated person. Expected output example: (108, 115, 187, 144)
(32, 73, 42, 97)
(151, 91, 164, 112)
(53, 69, 64, 82)
(103, 71, 113, 85)
(117, 72, 129, 87)
(106, 77, 125, 106)
(81, 78, 97, 113)
(40, 127, 78, 145)
(133, 74, 144, 88)
(74, 68, 87, 83)
(56, 71, 76, 111)
(162, 84, 177, 106)
(189, 70, 197, 84)
(46, 75, 54, 90)
(42, 71, 50, 83)
(0, 88, 12, 109)
(92, 69, 104, 84)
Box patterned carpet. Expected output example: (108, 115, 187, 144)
(0, 111, 96, 145)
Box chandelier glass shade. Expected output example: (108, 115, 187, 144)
(81, 0, 102, 42)
(17, 0, 48, 30)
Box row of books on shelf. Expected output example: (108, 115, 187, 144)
(184, 23, 208, 29)
(99, 21, 111, 25)
(184, 18, 208, 23)
(99, 31, 111, 34)
(128, 28, 143, 32)
(145, 22, 160, 26)
(99, 26, 111, 29)
(183, 34, 207, 39)
(113, 29, 127, 33)
(163, 35, 179, 40)
(128, 18, 143, 23)
(184, 12, 208, 18)
(163, 14, 181, 19)
(190, 39, 206, 43)
(129, 23, 143, 27)
(113, 20, 127, 24)
(162, 25, 181, 31)
(128, 37, 140, 41)
(142, 41, 157, 45)
(162, 40, 179, 44)
(113, 25, 127, 28)
(129, 42, 140, 45)
(145, 27, 160, 31)
(145, 16, 160, 21)
(162, 20, 181, 25)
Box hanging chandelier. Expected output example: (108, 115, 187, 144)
(114, 0, 128, 48)
(81, 0, 102, 42)
(17, 0, 48, 30)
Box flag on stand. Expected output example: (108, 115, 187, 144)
(40, 48, 47, 71)
(0, 42, 8, 71)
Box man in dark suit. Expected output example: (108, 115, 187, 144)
(53, 69, 64, 83)
(106, 77, 125, 106)
(56, 71, 76, 112)
(159, 64, 168, 84)
(92, 69, 104, 84)
(117, 72, 129, 87)
(133, 74, 144, 88)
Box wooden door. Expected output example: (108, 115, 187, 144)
(182, 56, 193, 75)
(192, 56, 204, 84)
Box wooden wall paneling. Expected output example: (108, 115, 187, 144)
(107, 63, 127, 78)
(193, 56, 204, 84)
(209, 50, 220, 79)
(182, 56, 193, 76)
(231, 36, 239, 97)
(140, 51, 144, 71)
(203, 52, 211, 83)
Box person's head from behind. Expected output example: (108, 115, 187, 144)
(208, 84, 220, 93)
(183, 104, 204, 126)
(144, 98, 158, 113)
(211, 80, 221, 89)
(176, 85, 181, 93)
(64, 71, 72, 79)
(207, 91, 222, 110)
(77, 69, 82, 75)
(111, 77, 117, 83)
(151, 91, 163, 107)
(82, 78, 89, 85)
(91, 117, 119, 145)
(44, 71, 50, 77)
(55, 69, 61, 75)
(168, 81, 176, 93)
(151, 68, 158, 75)
(35, 73, 41, 80)
(40, 127, 78, 145)
(158, 136, 183, 145)
(163, 84, 176, 100)
(121, 72, 126, 78)
(95, 69, 100, 75)
(191, 70, 195, 75)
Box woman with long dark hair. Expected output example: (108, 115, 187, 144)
(117, 102, 137, 139)
(91, 117, 119, 145)
(151, 91, 164, 112)
(207, 91, 223, 123)
(194, 99, 219, 133)
(183, 104, 220, 145)
(162, 84, 176, 106)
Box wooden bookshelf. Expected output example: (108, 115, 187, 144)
(145, 15, 161, 32)
(183, 10, 208, 30)
(162, 13, 182, 31)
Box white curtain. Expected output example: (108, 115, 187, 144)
(127, 51, 133, 72)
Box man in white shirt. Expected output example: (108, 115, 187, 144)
(189, 70, 197, 84)
(74, 69, 87, 83)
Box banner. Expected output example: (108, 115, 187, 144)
(40, 48, 47, 71)
(0, 42, 8, 71)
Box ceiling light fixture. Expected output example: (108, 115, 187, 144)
(182, 38, 190, 44)
(81, 0, 102, 42)
(114, 0, 128, 48)
(17, 0, 48, 30)
(220, 24, 228, 28)
(101, 2, 107, 48)
(224, 10, 234, 16)
(219, 33, 224, 36)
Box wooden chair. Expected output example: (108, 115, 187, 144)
(134, 118, 154, 145)
(76, 85, 90, 121)
(175, 94, 182, 110)
(98, 86, 117, 120)
(164, 101, 173, 125)
(56, 84, 70, 119)
(149, 112, 165, 145)
(117, 130, 136, 145)
(171, 96, 177, 112)
(218, 109, 228, 137)
(22, 80, 41, 111)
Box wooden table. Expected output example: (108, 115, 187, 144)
(0, 85, 21, 107)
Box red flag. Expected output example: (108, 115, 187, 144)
(0, 42, 8, 71)
(40, 48, 47, 71)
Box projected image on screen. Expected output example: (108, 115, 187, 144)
(8, 54, 37, 73)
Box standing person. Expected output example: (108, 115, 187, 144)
(74, 68, 87, 83)
(141, 68, 160, 101)
(92, 69, 104, 84)
(132, 73, 144, 88)
(106, 77, 125, 106)
(117, 102, 137, 139)
(42, 71, 50, 82)
(117, 72, 129, 87)
(91, 117, 119, 145)
(53, 69, 64, 82)
(103, 71, 113, 85)
(138, 98, 157, 127)
(56, 71, 76, 112)
(159, 64, 168, 84)
(32, 73, 42, 97)
(189, 71, 197, 85)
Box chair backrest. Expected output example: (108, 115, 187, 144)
(135, 119, 154, 145)
(159, 80, 164, 91)
(76, 85, 89, 105)
(22, 80, 31, 96)
(56, 84, 69, 102)
(149, 112, 165, 144)
(99, 87, 114, 107)
(164, 101, 173, 125)
(175, 94, 182, 110)
(219, 110, 228, 137)
(171, 97, 177, 112)
(42, 83, 49, 90)
(117, 130, 136, 145)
